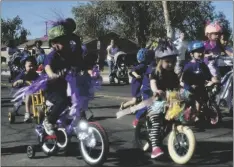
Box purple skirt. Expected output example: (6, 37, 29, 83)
(131, 79, 142, 98)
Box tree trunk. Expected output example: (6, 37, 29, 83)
(137, 2, 147, 47)
(162, 1, 173, 39)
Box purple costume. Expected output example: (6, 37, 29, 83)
(130, 63, 148, 97)
(204, 40, 224, 77)
(182, 61, 212, 102)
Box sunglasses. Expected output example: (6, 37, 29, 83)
(211, 32, 221, 36)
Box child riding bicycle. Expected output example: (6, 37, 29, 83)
(12, 56, 39, 122)
(181, 41, 217, 125)
(148, 38, 180, 158)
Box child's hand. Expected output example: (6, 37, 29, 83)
(48, 72, 59, 79)
(136, 75, 141, 79)
(157, 90, 165, 96)
(16, 80, 24, 86)
(206, 81, 214, 87)
(153, 90, 165, 97)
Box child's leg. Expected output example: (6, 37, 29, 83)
(24, 95, 31, 122)
(194, 100, 200, 122)
(43, 91, 68, 135)
(149, 113, 164, 158)
(121, 97, 137, 109)
(133, 90, 152, 127)
(25, 95, 31, 113)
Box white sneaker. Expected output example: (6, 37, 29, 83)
(43, 117, 55, 135)
(24, 112, 31, 122)
(143, 142, 150, 151)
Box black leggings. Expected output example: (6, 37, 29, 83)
(45, 91, 68, 124)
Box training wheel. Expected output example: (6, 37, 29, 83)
(8, 112, 15, 124)
(27, 145, 36, 158)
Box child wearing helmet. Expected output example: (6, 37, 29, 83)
(132, 48, 155, 128)
(42, 20, 76, 135)
(181, 41, 217, 124)
(203, 21, 226, 82)
(120, 48, 148, 110)
(148, 39, 179, 159)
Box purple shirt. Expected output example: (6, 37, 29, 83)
(204, 41, 224, 55)
(13, 71, 39, 87)
(130, 63, 147, 97)
(182, 61, 212, 91)
(44, 50, 69, 93)
(44, 50, 69, 73)
(142, 64, 154, 91)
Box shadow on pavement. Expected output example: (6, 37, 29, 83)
(220, 119, 233, 129)
(92, 116, 117, 121)
(1, 98, 13, 104)
(107, 148, 154, 167)
(193, 141, 233, 165)
(89, 105, 120, 109)
(1, 141, 232, 166)
(102, 83, 128, 87)
(1, 104, 14, 108)
(2, 145, 27, 155)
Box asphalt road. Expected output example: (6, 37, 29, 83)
(1, 76, 233, 167)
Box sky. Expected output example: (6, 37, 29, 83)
(1, 1, 233, 40)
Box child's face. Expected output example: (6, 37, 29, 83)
(25, 61, 36, 72)
(209, 32, 220, 41)
(191, 50, 204, 60)
(161, 57, 176, 71)
(52, 43, 64, 51)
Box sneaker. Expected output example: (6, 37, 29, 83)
(143, 142, 150, 151)
(132, 119, 139, 128)
(24, 112, 31, 122)
(120, 102, 125, 110)
(42, 117, 55, 135)
(151, 147, 164, 159)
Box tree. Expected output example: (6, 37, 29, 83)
(213, 11, 232, 40)
(72, 1, 232, 43)
(72, 1, 119, 39)
(162, 1, 173, 39)
(1, 16, 30, 45)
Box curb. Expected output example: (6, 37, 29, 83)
(1, 82, 131, 100)
(1, 71, 132, 84)
(96, 93, 131, 101)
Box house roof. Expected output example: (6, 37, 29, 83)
(18, 31, 139, 48)
(18, 37, 49, 49)
(83, 31, 139, 46)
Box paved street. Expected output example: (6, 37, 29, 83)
(1, 75, 233, 167)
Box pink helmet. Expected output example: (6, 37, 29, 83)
(205, 21, 222, 35)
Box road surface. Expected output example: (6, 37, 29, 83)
(1, 76, 233, 167)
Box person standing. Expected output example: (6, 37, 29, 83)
(173, 32, 188, 78)
(106, 39, 119, 83)
(32, 40, 45, 58)
(21, 45, 31, 57)
(7, 40, 18, 63)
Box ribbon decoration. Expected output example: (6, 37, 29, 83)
(116, 97, 156, 119)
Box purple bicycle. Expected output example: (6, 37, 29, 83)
(12, 69, 109, 166)
(27, 100, 109, 167)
